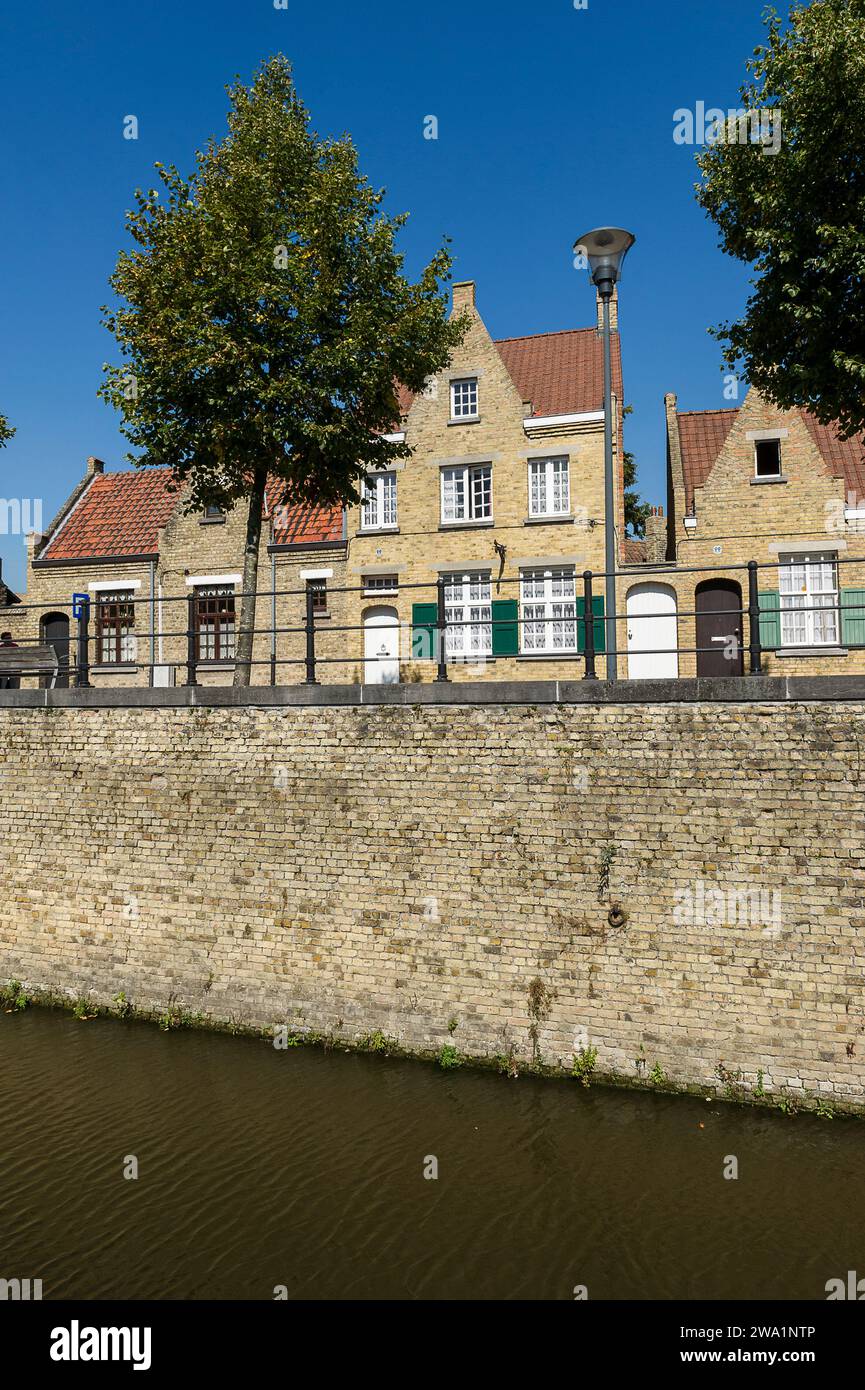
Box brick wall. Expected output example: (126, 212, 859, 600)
(1, 690, 864, 1111)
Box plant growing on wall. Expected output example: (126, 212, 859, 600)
(100, 54, 465, 685)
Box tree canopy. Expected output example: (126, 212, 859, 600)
(0, 414, 14, 448)
(100, 55, 464, 683)
(696, 0, 865, 438)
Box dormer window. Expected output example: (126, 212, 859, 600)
(755, 439, 782, 478)
(450, 378, 479, 421)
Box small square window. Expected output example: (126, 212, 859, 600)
(755, 440, 782, 477)
(450, 378, 478, 420)
(307, 579, 327, 615)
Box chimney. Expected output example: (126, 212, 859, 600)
(644, 505, 667, 563)
(87, 456, 105, 476)
(596, 284, 618, 331)
(25, 530, 45, 563)
(452, 281, 476, 313)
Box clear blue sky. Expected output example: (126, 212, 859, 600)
(0, 0, 769, 593)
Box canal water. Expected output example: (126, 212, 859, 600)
(1, 1008, 862, 1300)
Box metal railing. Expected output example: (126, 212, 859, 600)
(2, 554, 864, 688)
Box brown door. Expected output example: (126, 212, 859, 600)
(696, 581, 744, 677)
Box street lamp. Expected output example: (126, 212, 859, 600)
(573, 227, 635, 680)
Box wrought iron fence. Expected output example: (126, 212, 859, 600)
(1, 553, 864, 688)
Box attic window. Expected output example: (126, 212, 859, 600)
(202, 504, 225, 523)
(450, 378, 479, 420)
(755, 439, 782, 478)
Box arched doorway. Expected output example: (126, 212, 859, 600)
(696, 580, 744, 677)
(41, 613, 70, 688)
(626, 583, 678, 679)
(363, 606, 400, 684)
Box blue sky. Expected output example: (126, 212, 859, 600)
(0, 0, 769, 593)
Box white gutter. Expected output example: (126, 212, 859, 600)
(523, 411, 605, 429)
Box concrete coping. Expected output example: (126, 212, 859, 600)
(1, 675, 865, 709)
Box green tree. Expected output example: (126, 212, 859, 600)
(100, 55, 464, 685)
(0, 414, 14, 448)
(622, 405, 650, 536)
(695, 0, 865, 439)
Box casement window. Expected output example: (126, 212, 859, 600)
(361, 471, 397, 530)
(755, 439, 782, 477)
(203, 504, 225, 521)
(450, 377, 478, 420)
(441, 464, 492, 524)
(363, 574, 399, 595)
(778, 551, 839, 647)
(307, 578, 327, 615)
(196, 585, 236, 662)
(528, 456, 570, 517)
(444, 571, 492, 658)
(520, 567, 578, 653)
(96, 590, 136, 664)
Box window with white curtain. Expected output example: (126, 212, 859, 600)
(441, 464, 492, 524)
(520, 567, 578, 653)
(778, 551, 839, 646)
(444, 571, 492, 658)
(361, 472, 397, 530)
(528, 457, 570, 517)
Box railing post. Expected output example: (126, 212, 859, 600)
(186, 594, 198, 687)
(304, 584, 318, 685)
(582, 570, 597, 680)
(76, 598, 90, 689)
(435, 575, 449, 683)
(747, 560, 763, 675)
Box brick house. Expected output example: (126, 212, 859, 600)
(620, 385, 865, 679)
(346, 279, 625, 682)
(5, 458, 345, 687)
(5, 277, 629, 686)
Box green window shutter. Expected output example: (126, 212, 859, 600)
(411, 602, 438, 660)
(576, 595, 605, 654)
(757, 590, 781, 650)
(841, 589, 865, 647)
(491, 599, 518, 656)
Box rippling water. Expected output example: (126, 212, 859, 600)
(1, 1008, 863, 1299)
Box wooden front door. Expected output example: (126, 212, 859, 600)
(41, 613, 70, 688)
(696, 581, 744, 677)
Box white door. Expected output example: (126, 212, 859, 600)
(363, 606, 400, 684)
(626, 583, 678, 679)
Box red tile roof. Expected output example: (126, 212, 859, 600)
(394, 327, 623, 422)
(676, 405, 865, 510)
(496, 328, 623, 417)
(623, 537, 648, 564)
(800, 412, 865, 500)
(41, 468, 180, 561)
(265, 479, 343, 546)
(40, 467, 344, 562)
(676, 409, 738, 512)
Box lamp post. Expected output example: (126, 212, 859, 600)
(573, 227, 635, 680)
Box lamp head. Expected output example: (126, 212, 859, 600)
(574, 227, 636, 298)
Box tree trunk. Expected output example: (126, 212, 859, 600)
(233, 466, 268, 687)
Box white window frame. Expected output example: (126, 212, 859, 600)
(520, 567, 578, 655)
(363, 573, 399, 596)
(360, 471, 397, 531)
(444, 571, 492, 659)
(440, 463, 492, 524)
(450, 378, 479, 420)
(755, 439, 782, 478)
(778, 551, 839, 648)
(528, 456, 570, 517)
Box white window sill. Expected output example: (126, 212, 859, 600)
(358, 526, 399, 536)
(517, 651, 580, 660)
(448, 416, 480, 426)
(524, 514, 573, 525)
(439, 518, 494, 530)
(775, 646, 848, 658)
(751, 475, 788, 485)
